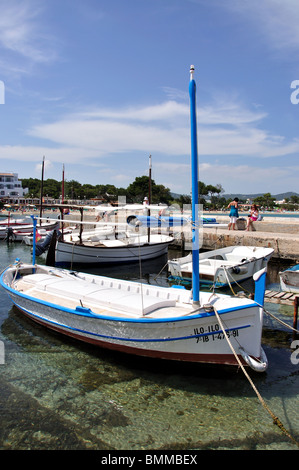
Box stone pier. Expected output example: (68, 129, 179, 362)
(183, 216, 299, 262)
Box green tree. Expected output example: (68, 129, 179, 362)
(21, 178, 41, 197)
(127, 176, 151, 202)
(254, 193, 276, 209)
(290, 195, 299, 204)
(43, 179, 62, 199)
(82, 184, 96, 199)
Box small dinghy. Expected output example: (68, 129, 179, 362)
(168, 246, 274, 287)
(279, 264, 299, 294)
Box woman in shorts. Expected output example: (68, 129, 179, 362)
(227, 198, 239, 230)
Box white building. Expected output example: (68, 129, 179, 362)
(0, 172, 28, 202)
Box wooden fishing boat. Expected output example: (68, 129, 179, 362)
(54, 233, 174, 266)
(1, 219, 61, 240)
(0, 260, 267, 369)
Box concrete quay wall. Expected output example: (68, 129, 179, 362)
(195, 227, 299, 262)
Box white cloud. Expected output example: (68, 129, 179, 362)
(157, 160, 299, 195)
(26, 99, 299, 161)
(2, 96, 299, 194)
(223, 0, 299, 52)
(0, 0, 57, 74)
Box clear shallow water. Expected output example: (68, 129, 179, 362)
(0, 242, 298, 450)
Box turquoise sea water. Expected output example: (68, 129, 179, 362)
(0, 242, 298, 450)
(206, 212, 299, 218)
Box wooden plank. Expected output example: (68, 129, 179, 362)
(265, 290, 278, 298)
(273, 292, 288, 299)
(264, 289, 297, 305)
(281, 292, 294, 300)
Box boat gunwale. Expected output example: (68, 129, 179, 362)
(57, 236, 174, 250)
(0, 267, 259, 324)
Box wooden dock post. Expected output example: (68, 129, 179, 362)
(293, 296, 298, 340)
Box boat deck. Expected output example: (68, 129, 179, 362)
(14, 272, 197, 319)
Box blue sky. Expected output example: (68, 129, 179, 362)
(0, 0, 299, 197)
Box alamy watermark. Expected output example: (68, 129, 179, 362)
(290, 80, 299, 104)
(291, 340, 299, 365)
(0, 80, 4, 104)
(0, 340, 4, 364)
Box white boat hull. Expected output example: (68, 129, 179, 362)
(168, 246, 274, 287)
(0, 221, 60, 240)
(55, 234, 174, 265)
(0, 263, 267, 368)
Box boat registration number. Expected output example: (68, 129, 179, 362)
(193, 324, 239, 343)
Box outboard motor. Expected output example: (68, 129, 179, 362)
(5, 227, 15, 243)
(35, 230, 61, 256)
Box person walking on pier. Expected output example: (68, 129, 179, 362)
(227, 198, 239, 230)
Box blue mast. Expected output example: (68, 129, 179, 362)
(189, 65, 200, 305)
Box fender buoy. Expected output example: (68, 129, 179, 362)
(239, 347, 268, 372)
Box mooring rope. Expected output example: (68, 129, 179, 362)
(263, 307, 299, 334)
(212, 305, 299, 448)
(220, 268, 299, 334)
(153, 260, 169, 283)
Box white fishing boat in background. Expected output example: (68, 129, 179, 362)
(1, 219, 61, 241)
(0, 66, 269, 371)
(0, 216, 28, 227)
(168, 246, 274, 288)
(279, 264, 299, 293)
(36, 204, 175, 266)
(54, 232, 174, 266)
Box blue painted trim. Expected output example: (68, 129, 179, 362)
(254, 270, 267, 307)
(127, 215, 188, 227)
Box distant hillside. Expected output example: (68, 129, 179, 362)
(222, 192, 299, 201)
(170, 191, 299, 201)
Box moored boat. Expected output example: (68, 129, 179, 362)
(0, 260, 268, 369)
(1, 219, 61, 241)
(168, 245, 274, 287)
(279, 264, 299, 293)
(54, 233, 174, 266)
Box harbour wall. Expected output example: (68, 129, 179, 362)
(181, 216, 299, 262)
